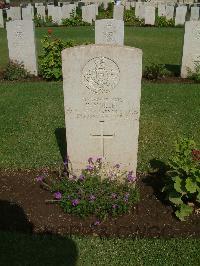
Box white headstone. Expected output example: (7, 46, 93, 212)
(125, 2, 131, 10)
(6, 20, 38, 75)
(62, 4, 76, 19)
(82, 5, 96, 24)
(37, 6, 46, 19)
(135, 2, 145, 19)
(62, 45, 142, 176)
(0, 9, 4, 28)
(175, 6, 187, 25)
(51, 6, 63, 25)
(22, 6, 34, 20)
(113, 5, 124, 20)
(190, 6, 199, 21)
(158, 4, 166, 17)
(95, 19, 124, 45)
(7, 7, 21, 20)
(166, 5, 174, 20)
(181, 21, 200, 78)
(145, 6, 155, 25)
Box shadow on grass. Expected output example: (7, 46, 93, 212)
(142, 159, 170, 204)
(0, 200, 78, 266)
(165, 64, 181, 77)
(55, 128, 67, 162)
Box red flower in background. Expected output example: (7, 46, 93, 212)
(192, 150, 200, 161)
(48, 29, 53, 35)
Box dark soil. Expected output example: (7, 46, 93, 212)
(0, 170, 199, 238)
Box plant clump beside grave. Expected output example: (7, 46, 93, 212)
(3, 61, 31, 81)
(143, 63, 172, 80)
(188, 62, 200, 83)
(34, 15, 58, 27)
(124, 9, 144, 26)
(39, 31, 74, 80)
(36, 157, 139, 220)
(161, 138, 200, 221)
(155, 16, 175, 27)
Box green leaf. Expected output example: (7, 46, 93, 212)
(168, 191, 183, 205)
(185, 177, 198, 193)
(175, 204, 193, 221)
(173, 176, 184, 194)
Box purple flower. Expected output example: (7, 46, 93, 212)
(89, 194, 96, 201)
(63, 159, 68, 166)
(88, 157, 93, 164)
(111, 193, 117, 199)
(72, 199, 80, 207)
(54, 192, 62, 200)
(127, 172, 137, 183)
(86, 165, 94, 171)
(112, 204, 118, 209)
(114, 163, 120, 168)
(94, 220, 100, 226)
(79, 174, 85, 181)
(36, 175, 45, 182)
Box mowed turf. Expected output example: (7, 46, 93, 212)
(0, 26, 184, 71)
(0, 81, 199, 170)
(0, 231, 200, 266)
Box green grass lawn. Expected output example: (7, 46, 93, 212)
(0, 81, 199, 170)
(0, 26, 184, 71)
(0, 231, 200, 265)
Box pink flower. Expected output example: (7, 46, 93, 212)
(36, 175, 45, 182)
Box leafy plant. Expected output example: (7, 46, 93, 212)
(96, 2, 113, 19)
(34, 15, 58, 27)
(155, 16, 175, 27)
(188, 62, 200, 83)
(143, 63, 171, 80)
(3, 61, 31, 81)
(161, 138, 200, 221)
(39, 31, 75, 80)
(124, 9, 144, 26)
(62, 13, 91, 26)
(36, 157, 139, 220)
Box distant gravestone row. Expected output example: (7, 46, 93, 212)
(2, 2, 200, 27)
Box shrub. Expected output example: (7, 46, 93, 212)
(124, 9, 144, 26)
(96, 3, 113, 19)
(62, 14, 91, 26)
(39, 31, 75, 80)
(161, 138, 200, 221)
(143, 63, 171, 80)
(36, 157, 139, 220)
(34, 15, 58, 27)
(155, 16, 175, 27)
(3, 61, 30, 81)
(188, 62, 200, 83)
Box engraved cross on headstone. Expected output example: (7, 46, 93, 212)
(90, 120, 114, 158)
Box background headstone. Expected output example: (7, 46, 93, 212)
(158, 4, 166, 17)
(95, 19, 124, 45)
(181, 21, 200, 78)
(62, 45, 142, 176)
(190, 6, 199, 21)
(22, 6, 34, 20)
(175, 6, 187, 26)
(62, 4, 76, 19)
(51, 6, 63, 25)
(6, 20, 38, 75)
(166, 5, 174, 20)
(36, 6, 46, 19)
(113, 5, 124, 20)
(0, 9, 4, 28)
(82, 5, 96, 24)
(7, 7, 21, 20)
(145, 6, 155, 25)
